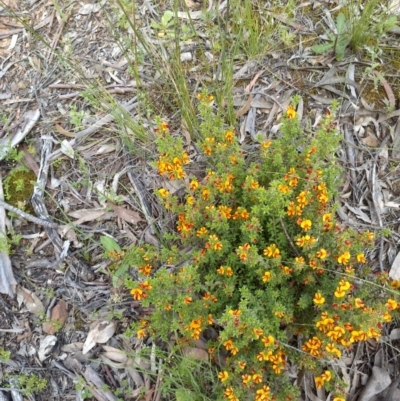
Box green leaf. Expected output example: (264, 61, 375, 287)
(161, 10, 174, 27)
(311, 42, 334, 54)
(151, 21, 162, 29)
(100, 236, 121, 253)
(335, 34, 351, 61)
(336, 13, 347, 34)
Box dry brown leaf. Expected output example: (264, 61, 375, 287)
(43, 300, 68, 334)
(16, 286, 44, 314)
(54, 123, 76, 138)
(235, 94, 253, 118)
(361, 133, 380, 147)
(106, 202, 143, 224)
(83, 320, 117, 355)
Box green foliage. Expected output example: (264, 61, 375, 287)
(3, 166, 36, 211)
(312, 2, 398, 60)
(68, 105, 85, 128)
(312, 13, 351, 61)
(116, 96, 400, 401)
(0, 347, 11, 363)
(6, 374, 47, 396)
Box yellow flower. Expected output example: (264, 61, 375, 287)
(261, 140, 272, 149)
(137, 329, 146, 339)
(238, 361, 246, 370)
(262, 271, 272, 282)
(252, 373, 263, 384)
(196, 227, 208, 237)
(337, 251, 351, 265)
(334, 288, 346, 298)
(242, 374, 251, 385)
(313, 292, 325, 305)
(321, 370, 332, 382)
(189, 319, 202, 330)
(286, 105, 296, 119)
(354, 298, 365, 308)
(383, 312, 393, 322)
(218, 371, 229, 382)
(386, 299, 398, 310)
(339, 280, 351, 291)
(356, 253, 366, 263)
(264, 244, 280, 258)
(315, 376, 324, 389)
(300, 219, 312, 231)
(225, 131, 234, 143)
(158, 188, 170, 197)
(261, 335, 274, 346)
(186, 196, 195, 205)
(316, 248, 328, 260)
(333, 397, 345, 401)
(217, 266, 225, 275)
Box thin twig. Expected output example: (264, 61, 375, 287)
(279, 217, 300, 257)
(0, 199, 58, 228)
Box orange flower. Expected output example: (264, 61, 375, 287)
(184, 296, 192, 304)
(225, 131, 234, 143)
(354, 298, 365, 308)
(253, 328, 263, 339)
(131, 288, 145, 300)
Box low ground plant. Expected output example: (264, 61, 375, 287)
(111, 96, 400, 401)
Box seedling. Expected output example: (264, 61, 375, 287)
(312, 13, 351, 61)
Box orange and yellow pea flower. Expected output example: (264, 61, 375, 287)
(337, 251, 351, 265)
(264, 244, 280, 258)
(218, 371, 229, 382)
(300, 219, 312, 231)
(286, 105, 296, 119)
(313, 292, 325, 305)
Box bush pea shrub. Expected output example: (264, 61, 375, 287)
(117, 95, 399, 401)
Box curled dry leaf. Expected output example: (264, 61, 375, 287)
(82, 320, 117, 355)
(16, 286, 44, 314)
(101, 346, 129, 364)
(38, 335, 57, 361)
(42, 300, 68, 334)
(106, 202, 143, 225)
